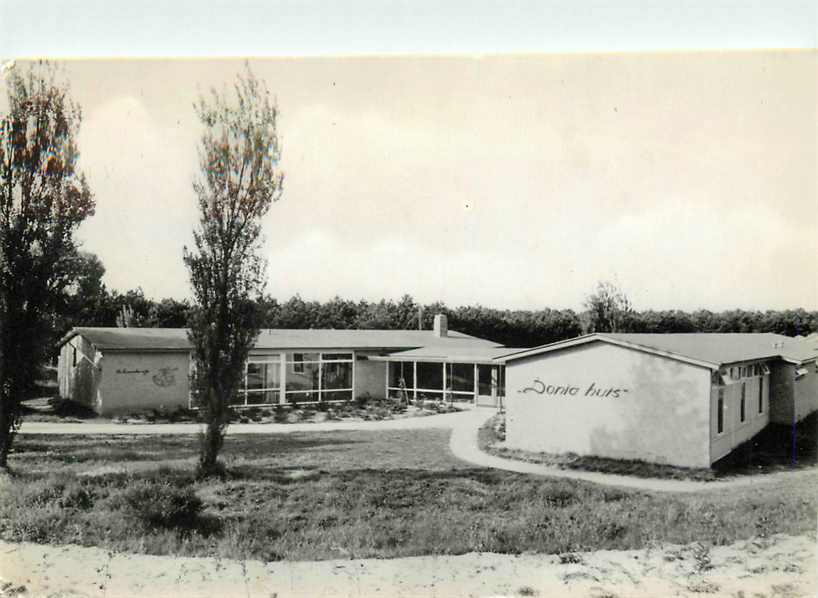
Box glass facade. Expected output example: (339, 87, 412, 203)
(388, 360, 415, 389)
(285, 352, 352, 403)
(235, 357, 282, 406)
(230, 352, 354, 407)
(416, 362, 443, 391)
(387, 361, 506, 402)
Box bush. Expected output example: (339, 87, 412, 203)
(46, 397, 97, 419)
(115, 481, 203, 531)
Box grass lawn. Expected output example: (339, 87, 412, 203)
(2, 429, 817, 562)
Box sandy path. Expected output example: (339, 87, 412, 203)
(18, 409, 471, 435)
(1, 533, 814, 597)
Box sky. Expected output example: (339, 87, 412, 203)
(3, 52, 817, 311)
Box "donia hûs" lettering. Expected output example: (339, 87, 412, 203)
(519, 378, 629, 398)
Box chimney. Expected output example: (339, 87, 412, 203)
(433, 314, 448, 337)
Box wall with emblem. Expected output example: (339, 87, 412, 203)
(504, 340, 712, 468)
(97, 351, 190, 415)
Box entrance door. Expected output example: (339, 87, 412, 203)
(476, 364, 497, 407)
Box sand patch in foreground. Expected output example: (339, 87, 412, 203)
(0, 533, 815, 597)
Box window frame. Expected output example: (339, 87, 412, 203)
(237, 356, 283, 407)
(284, 352, 354, 404)
(716, 388, 725, 435)
(739, 382, 746, 423)
(292, 352, 305, 374)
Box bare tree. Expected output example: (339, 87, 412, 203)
(0, 61, 95, 469)
(184, 66, 283, 477)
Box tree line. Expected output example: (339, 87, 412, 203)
(58, 261, 818, 349)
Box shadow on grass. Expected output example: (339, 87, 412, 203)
(13, 433, 366, 466)
(482, 412, 818, 482)
(713, 413, 817, 476)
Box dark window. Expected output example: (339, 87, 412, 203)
(448, 363, 475, 393)
(416, 362, 444, 391)
(72, 346, 77, 367)
(740, 383, 746, 422)
(717, 389, 724, 434)
(292, 353, 304, 373)
(388, 361, 414, 388)
(758, 379, 763, 414)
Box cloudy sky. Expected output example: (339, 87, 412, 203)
(8, 52, 816, 311)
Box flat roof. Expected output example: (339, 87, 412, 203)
(61, 327, 503, 353)
(372, 345, 525, 364)
(500, 332, 818, 368)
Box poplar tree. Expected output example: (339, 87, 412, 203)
(184, 66, 283, 476)
(0, 61, 94, 469)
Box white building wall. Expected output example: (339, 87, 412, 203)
(710, 371, 769, 463)
(504, 342, 712, 468)
(97, 352, 190, 415)
(354, 357, 387, 400)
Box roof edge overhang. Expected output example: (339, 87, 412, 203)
(369, 354, 502, 365)
(498, 334, 720, 370)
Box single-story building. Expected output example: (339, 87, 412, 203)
(57, 322, 818, 469)
(499, 333, 818, 468)
(57, 315, 513, 415)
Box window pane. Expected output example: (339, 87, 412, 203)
(717, 391, 724, 434)
(246, 390, 279, 405)
(388, 387, 409, 400)
(288, 352, 319, 363)
(323, 390, 351, 402)
(322, 361, 352, 390)
(322, 353, 352, 361)
(477, 365, 493, 395)
(449, 363, 474, 392)
(417, 362, 443, 390)
(286, 391, 319, 404)
(497, 366, 506, 397)
(246, 363, 264, 389)
(247, 362, 280, 390)
(389, 361, 414, 388)
(287, 361, 319, 392)
(416, 390, 444, 401)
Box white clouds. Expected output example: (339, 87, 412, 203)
(51, 55, 817, 311)
(75, 95, 198, 298)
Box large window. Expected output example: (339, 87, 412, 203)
(447, 363, 475, 401)
(235, 357, 282, 406)
(416, 362, 443, 392)
(285, 352, 352, 403)
(387, 361, 506, 402)
(477, 364, 493, 396)
(388, 361, 414, 388)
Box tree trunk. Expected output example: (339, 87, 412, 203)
(198, 387, 226, 477)
(0, 399, 13, 470)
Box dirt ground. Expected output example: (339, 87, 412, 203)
(1, 532, 814, 597)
